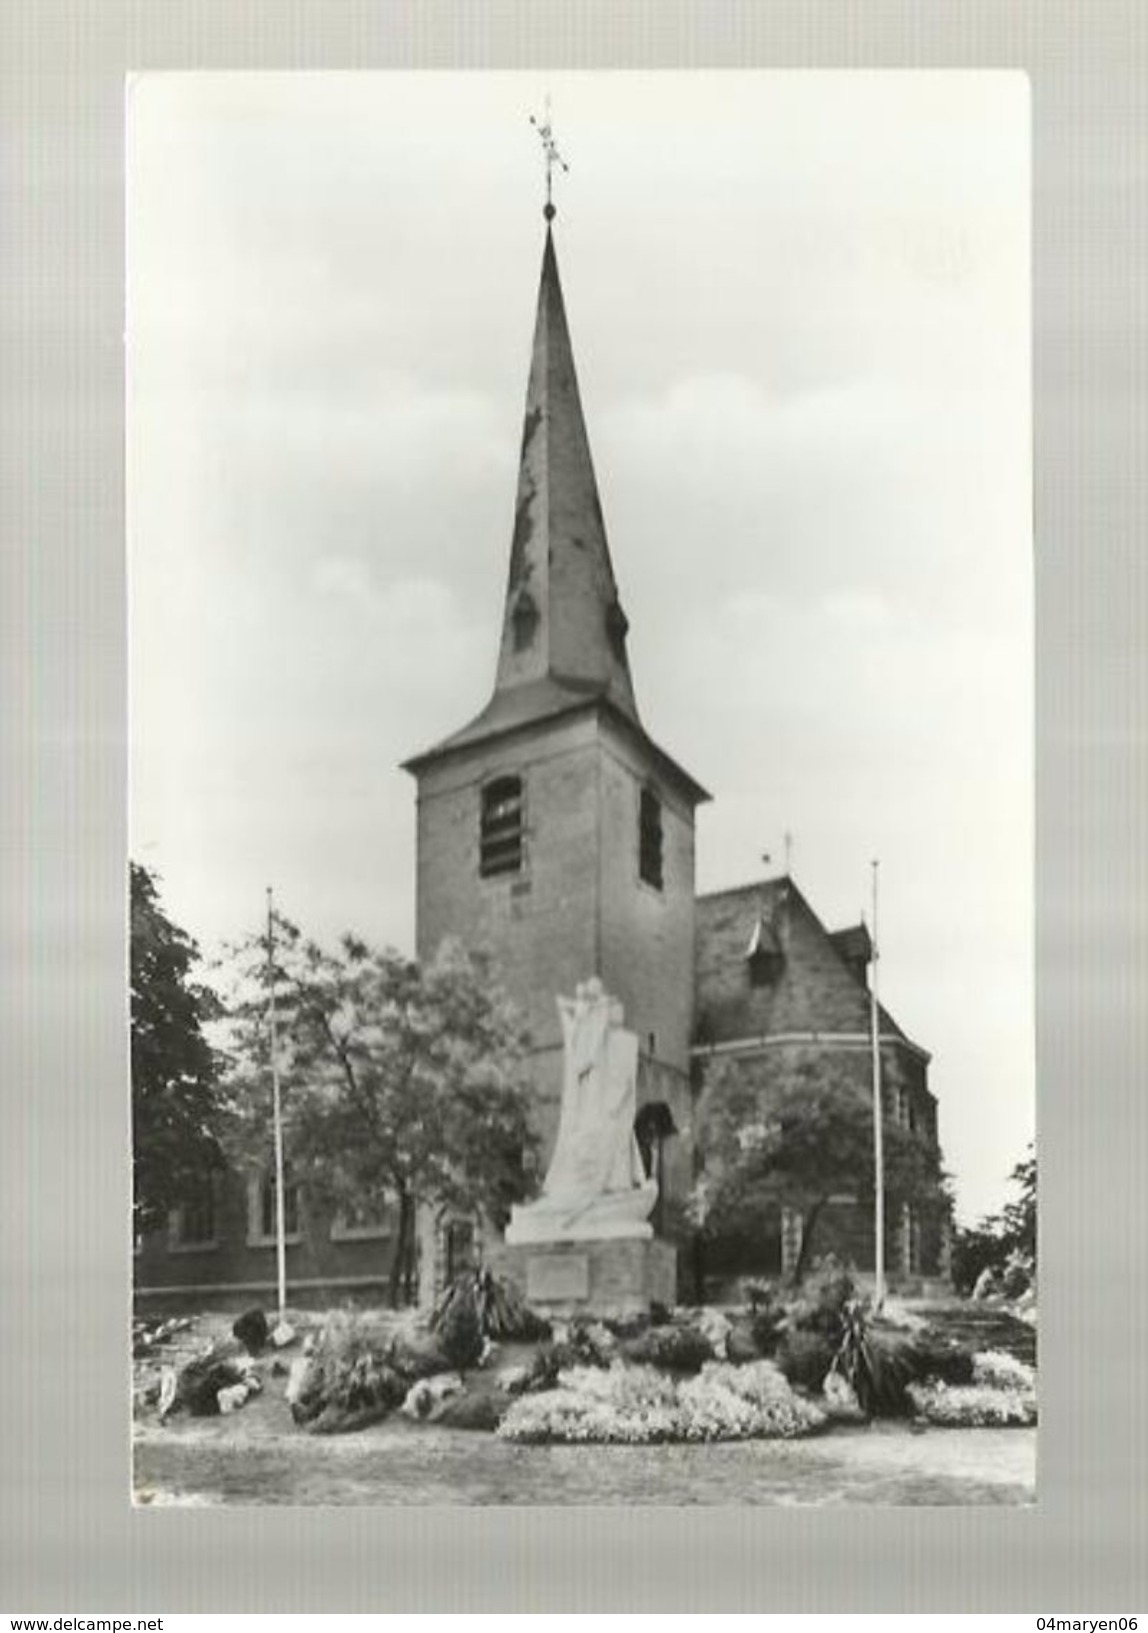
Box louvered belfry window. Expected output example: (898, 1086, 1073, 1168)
(480, 775, 524, 877)
(639, 787, 664, 889)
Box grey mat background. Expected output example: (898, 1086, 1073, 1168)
(2, 0, 1145, 1613)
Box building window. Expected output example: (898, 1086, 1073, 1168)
(780, 1206, 804, 1278)
(168, 1181, 218, 1252)
(330, 1195, 393, 1242)
(900, 1202, 921, 1275)
(247, 1170, 302, 1246)
(639, 787, 663, 889)
(746, 913, 782, 986)
(480, 775, 524, 877)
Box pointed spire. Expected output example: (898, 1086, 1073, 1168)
(403, 211, 709, 808)
(493, 223, 640, 723)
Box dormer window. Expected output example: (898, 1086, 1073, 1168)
(746, 913, 782, 987)
(480, 775, 524, 877)
(639, 787, 663, 889)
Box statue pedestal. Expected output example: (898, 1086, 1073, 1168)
(489, 1234, 677, 1319)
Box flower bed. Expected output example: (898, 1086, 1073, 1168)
(971, 1349, 1036, 1392)
(904, 1345, 1036, 1426)
(906, 1379, 1037, 1427)
(497, 1359, 826, 1445)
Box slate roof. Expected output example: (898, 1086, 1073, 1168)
(694, 876, 923, 1055)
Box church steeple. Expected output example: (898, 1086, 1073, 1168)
(494, 223, 639, 723)
(403, 203, 706, 809)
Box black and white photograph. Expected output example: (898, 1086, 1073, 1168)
(127, 70, 1035, 1507)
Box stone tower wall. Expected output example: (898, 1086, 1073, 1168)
(411, 707, 698, 1190)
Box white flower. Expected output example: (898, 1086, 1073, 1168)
(972, 1349, 1036, 1391)
(907, 1380, 1036, 1427)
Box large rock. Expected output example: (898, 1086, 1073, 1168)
(695, 1308, 733, 1359)
(434, 1391, 505, 1432)
(401, 1372, 464, 1421)
(496, 1364, 532, 1395)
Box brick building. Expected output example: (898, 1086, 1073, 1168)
(693, 878, 947, 1282)
(134, 210, 947, 1310)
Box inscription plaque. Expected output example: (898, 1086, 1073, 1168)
(527, 1252, 590, 1302)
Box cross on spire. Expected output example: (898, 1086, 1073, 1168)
(530, 99, 569, 219)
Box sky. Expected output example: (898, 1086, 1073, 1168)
(127, 70, 1032, 1225)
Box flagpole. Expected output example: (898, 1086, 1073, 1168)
(267, 886, 287, 1321)
(869, 860, 886, 1311)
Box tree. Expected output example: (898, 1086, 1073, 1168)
(130, 862, 226, 1231)
(223, 919, 538, 1306)
(694, 1056, 946, 1285)
(999, 1146, 1036, 1265)
(951, 1143, 1036, 1294)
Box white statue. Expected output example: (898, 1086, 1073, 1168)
(505, 979, 658, 1244)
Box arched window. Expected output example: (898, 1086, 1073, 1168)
(480, 776, 524, 877)
(634, 1101, 676, 1234)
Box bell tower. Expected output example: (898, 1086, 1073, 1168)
(403, 195, 709, 1199)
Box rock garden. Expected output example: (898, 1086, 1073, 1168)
(133, 1259, 1037, 1455)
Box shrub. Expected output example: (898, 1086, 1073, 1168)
(390, 1330, 454, 1380)
(895, 1328, 975, 1387)
(433, 1268, 551, 1343)
(726, 1320, 765, 1364)
(232, 1307, 269, 1356)
(743, 1282, 787, 1356)
(564, 1317, 617, 1363)
(524, 1321, 614, 1392)
(775, 1329, 836, 1393)
(293, 1310, 408, 1432)
(435, 1279, 485, 1373)
(619, 1322, 713, 1374)
(785, 1258, 858, 1338)
(831, 1303, 920, 1418)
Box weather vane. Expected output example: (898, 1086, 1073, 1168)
(530, 98, 569, 219)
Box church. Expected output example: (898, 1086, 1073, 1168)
(134, 198, 948, 1311)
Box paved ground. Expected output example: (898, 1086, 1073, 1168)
(134, 1414, 1035, 1508)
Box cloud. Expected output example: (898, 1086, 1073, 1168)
(128, 71, 1031, 1225)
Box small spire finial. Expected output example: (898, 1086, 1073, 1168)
(530, 97, 569, 219)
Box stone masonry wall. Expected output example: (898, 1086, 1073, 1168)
(411, 707, 698, 1202)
